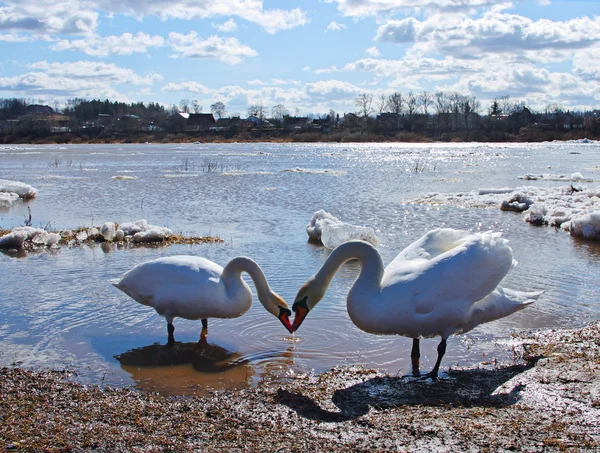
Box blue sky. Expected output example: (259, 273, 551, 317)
(0, 0, 599, 117)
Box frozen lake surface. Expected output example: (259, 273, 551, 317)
(1, 141, 599, 395)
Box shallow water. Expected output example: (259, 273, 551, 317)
(1, 141, 599, 395)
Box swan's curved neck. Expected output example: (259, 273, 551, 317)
(314, 241, 384, 295)
(222, 257, 273, 304)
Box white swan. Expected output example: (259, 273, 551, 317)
(113, 255, 293, 344)
(291, 229, 543, 379)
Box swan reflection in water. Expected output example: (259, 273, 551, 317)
(115, 328, 294, 396)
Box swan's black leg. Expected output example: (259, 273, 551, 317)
(201, 318, 208, 329)
(421, 338, 447, 381)
(410, 338, 421, 377)
(401, 338, 421, 378)
(167, 322, 175, 346)
(199, 319, 209, 344)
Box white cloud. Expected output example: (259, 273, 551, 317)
(325, 21, 346, 32)
(168, 32, 258, 64)
(213, 18, 238, 32)
(30, 60, 162, 84)
(314, 65, 341, 74)
(94, 0, 308, 34)
(573, 47, 600, 81)
(0, 60, 161, 101)
(326, 0, 513, 17)
(0, 2, 99, 36)
(375, 13, 600, 62)
(162, 82, 211, 93)
(365, 46, 381, 57)
(0, 32, 31, 42)
(0, 0, 308, 41)
(52, 32, 165, 57)
(248, 79, 266, 85)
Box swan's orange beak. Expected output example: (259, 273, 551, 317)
(278, 307, 293, 334)
(291, 297, 309, 332)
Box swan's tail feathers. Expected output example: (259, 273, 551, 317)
(464, 287, 543, 333)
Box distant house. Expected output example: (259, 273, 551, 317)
(376, 113, 404, 131)
(242, 115, 262, 129)
(283, 116, 310, 131)
(118, 114, 142, 132)
(509, 107, 534, 130)
(340, 113, 361, 128)
(184, 113, 216, 132)
(215, 116, 241, 130)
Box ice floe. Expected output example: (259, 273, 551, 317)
(307, 210, 380, 249)
(518, 172, 593, 182)
(283, 168, 347, 176)
(0, 179, 37, 202)
(407, 183, 600, 240)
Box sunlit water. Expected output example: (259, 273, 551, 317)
(1, 141, 599, 395)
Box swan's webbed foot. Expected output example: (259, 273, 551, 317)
(418, 370, 440, 382)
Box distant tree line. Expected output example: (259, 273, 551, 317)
(0, 93, 599, 144)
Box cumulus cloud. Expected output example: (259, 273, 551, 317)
(365, 46, 381, 57)
(0, 60, 160, 101)
(93, 0, 308, 34)
(375, 13, 600, 62)
(0, 2, 99, 36)
(0, 0, 308, 41)
(168, 32, 258, 64)
(325, 21, 346, 32)
(162, 82, 211, 93)
(52, 32, 165, 57)
(213, 18, 238, 32)
(30, 61, 162, 85)
(326, 0, 513, 17)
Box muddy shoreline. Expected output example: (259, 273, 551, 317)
(1, 322, 599, 452)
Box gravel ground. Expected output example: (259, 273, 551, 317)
(1, 322, 599, 452)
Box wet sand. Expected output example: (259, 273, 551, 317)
(1, 322, 599, 452)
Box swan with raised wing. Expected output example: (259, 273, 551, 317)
(113, 255, 293, 345)
(291, 229, 543, 379)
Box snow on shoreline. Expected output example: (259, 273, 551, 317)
(0, 219, 174, 250)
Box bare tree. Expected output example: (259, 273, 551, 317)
(247, 104, 266, 119)
(376, 93, 388, 114)
(329, 109, 336, 126)
(210, 101, 226, 119)
(387, 92, 403, 115)
(191, 100, 202, 114)
(271, 104, 288, 124)
(355, 92, 374, 117)
(418, 91, 433, 117)
(179, 99, 190, 113)
(405, 91, 419, 125)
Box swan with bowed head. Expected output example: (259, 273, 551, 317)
(113, 255, 293, 345)
(291, 228, 543, 379)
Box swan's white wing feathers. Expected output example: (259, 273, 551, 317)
(383, 231, 515, 313)
(390, 228, 474, 264)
